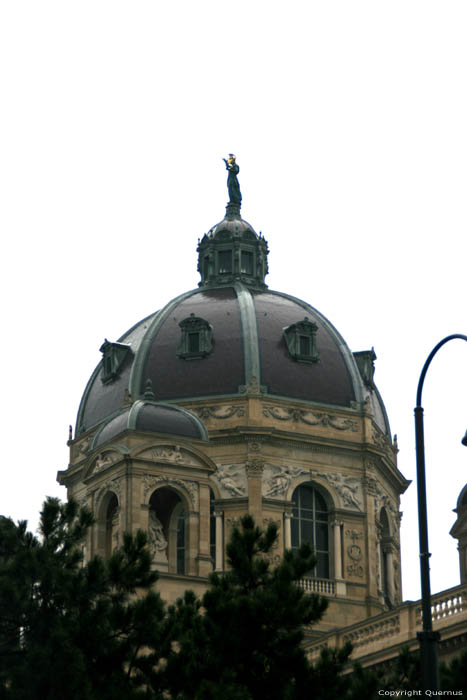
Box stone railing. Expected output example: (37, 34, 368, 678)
(298, 578, 336, 595)
(416, 587, 464, 626)
(305, 583, 467, 664)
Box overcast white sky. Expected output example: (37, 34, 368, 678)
(1, 1, 466, 602)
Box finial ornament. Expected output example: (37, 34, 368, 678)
(144, 378, 156, 400)
(223, 154, 242, 217)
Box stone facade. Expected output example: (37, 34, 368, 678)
(60, 385, 408, 627)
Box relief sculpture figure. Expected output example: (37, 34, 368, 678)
(148, 509, 168, 560)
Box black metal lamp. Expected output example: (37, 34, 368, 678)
(414, 333, 467, 692)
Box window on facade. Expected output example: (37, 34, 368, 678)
(100, 340, 131, 384)
(177, 314, 213, 360)
(203, 256, 209, 281)
(188, 332, 200, 353)
(284, 318, 320, 364)
(299, 335, 311, 356)
(218, 250, 232, 274)
(149, 488, 186, 575)
(241, 250, 254, 275)
(291, 485, 329, 578)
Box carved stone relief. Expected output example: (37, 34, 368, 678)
(239, 376, 266, 394)
(345, 529, 364, 578)
(92, 450, 120, 474)
(138, 445, 201, 466)
(193, 405, 245, 420)
(245, 458, 265, 476)
(319, 473, 363, 511)
(91, 476, 123, 509)
(263, 406, 358, 432)
(78, 436, 92, 455)
(263, 465, 308, 498)
(372, 425, 389, 450)
(142, 475, 198, 509)
(213, 465, 247, 497)
(148, 508, 168, 567)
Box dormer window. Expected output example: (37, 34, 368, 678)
(100, 340, 131, 384)
(284, 318, 320, 364)
(177, 314, 213, 360)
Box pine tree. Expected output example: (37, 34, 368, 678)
(163, 514, 352, 700)
(0, 498, 171, 700)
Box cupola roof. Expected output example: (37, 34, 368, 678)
(74, 158, 391, 441)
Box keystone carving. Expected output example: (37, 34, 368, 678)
(92, 477, 123, 508)
(142, 475, 198, 508)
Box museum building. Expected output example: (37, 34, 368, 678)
(58, 175, 467, 667)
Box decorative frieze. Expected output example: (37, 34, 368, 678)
(262, 406, 358, 432)
(193, 405, 246, 420)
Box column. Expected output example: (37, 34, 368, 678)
(197, 484, 212, 577)
(386, 546, 395, 604)
(333, 520, 343, 580)
(284, 512, 292, 550)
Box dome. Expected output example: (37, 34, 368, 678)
(76, 193, 391, 439)
(76, 278, 390, 440)
(91, 398, 208, 449)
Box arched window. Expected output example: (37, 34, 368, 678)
(149, 488, 187, 575)
(291, 484, 329, 578)
(97, 492, 120, 559)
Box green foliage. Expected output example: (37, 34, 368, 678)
(7, 502, 465, 700)
(440, 649, 467, 693)
(163, 514, 348, 700)
(0, 498, 170, 700)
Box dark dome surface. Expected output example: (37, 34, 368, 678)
(76, 283, 379, 436)
(92, 400, 208, 449)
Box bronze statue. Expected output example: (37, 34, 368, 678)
(223, 154, 242, 206)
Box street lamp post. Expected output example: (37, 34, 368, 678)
(414, 333, 467, 691)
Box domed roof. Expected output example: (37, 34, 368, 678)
(91, 397, 208, 449)
(76, 183, 390, 439)
(76, 281, 390, 438)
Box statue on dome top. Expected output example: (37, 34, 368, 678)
(223, 154, 242, 209)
